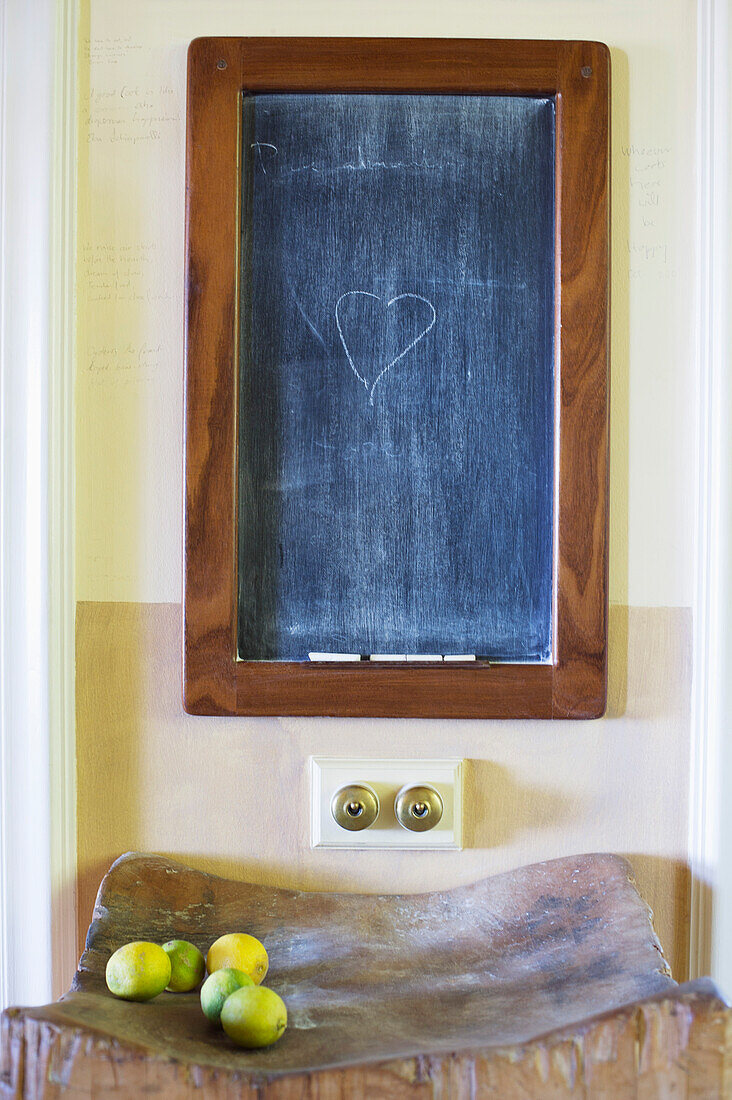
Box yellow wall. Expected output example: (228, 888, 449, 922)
(76, 0, 699, 984)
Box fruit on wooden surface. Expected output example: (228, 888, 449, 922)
(206, 933, 269, 984)
(105, 942, 172, 1002)
(162, 939, 206, 992)
(220, 985, 287, 1048)
(200, 968, 254, 1022)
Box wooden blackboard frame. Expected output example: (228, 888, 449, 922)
(184, 37, 610, 718)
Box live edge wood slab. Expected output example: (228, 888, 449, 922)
(2, 854, 730, 1098)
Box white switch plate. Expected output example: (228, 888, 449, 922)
(310, 757, 463, 849)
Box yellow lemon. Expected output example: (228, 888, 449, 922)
(200, 968, 254, 1022)
(220, 985, 287, 1048)
(162, 939, 206, 992)
(206, 933, 268, 985)
(105, 941, 171, 1002)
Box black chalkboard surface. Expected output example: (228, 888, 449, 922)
(237, 93, 555, 662)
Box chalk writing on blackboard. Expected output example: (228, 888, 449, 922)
(250, 142, 278, 175)
(335, 290, 437, 406)
(238, 93, 556, 662)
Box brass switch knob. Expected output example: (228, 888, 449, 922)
(395, 784, 443, 832)
(331, 784, 379, 831)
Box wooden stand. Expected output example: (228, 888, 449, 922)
(2, 853, 730, 1097)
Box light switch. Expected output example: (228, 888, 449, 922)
(310, 757, 463, 849)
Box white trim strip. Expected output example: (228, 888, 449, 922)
(0, 0, 78, 1009)
(49, 0, 78, 1001)
(0, 0, 54, 1009)
(689, 0, 731, 984)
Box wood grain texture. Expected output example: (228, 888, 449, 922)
(553, 42, 611, 719)
(184, 37, 610, 718)
(2, 984, 730, 1098)
(2, 853, 728, 1098)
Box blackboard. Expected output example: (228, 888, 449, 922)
(237, 92, 556, 662)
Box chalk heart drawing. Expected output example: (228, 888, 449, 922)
(335, 290, 436, 406)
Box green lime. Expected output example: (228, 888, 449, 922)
(200, 968, 254, 1023)
(220, 985, 287, 1048)
(162, 939, 206, 992)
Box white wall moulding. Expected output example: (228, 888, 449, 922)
(0, 0, 77, 1009)
(690, 0, 732, 990)
(48, 0, 78, 1002)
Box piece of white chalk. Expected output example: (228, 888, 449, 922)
(443, 654, 477, 661)
(308, 653, 362, 662)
